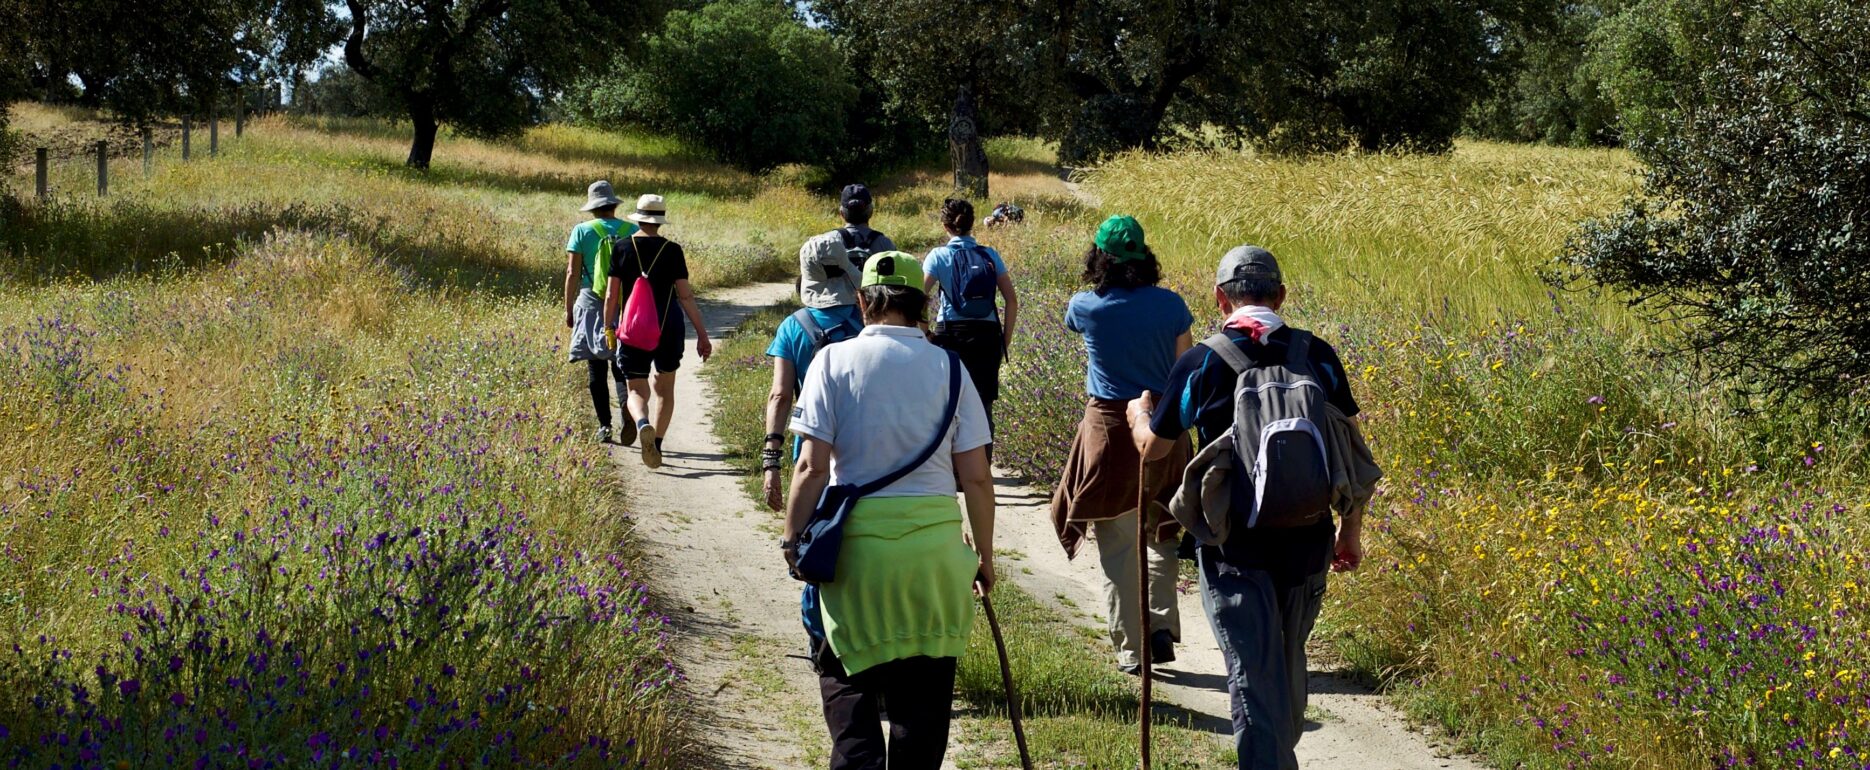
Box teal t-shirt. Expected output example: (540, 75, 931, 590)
(765, 305, 863, 457)
(564, 218, 636, 290)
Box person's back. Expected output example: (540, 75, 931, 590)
(1067, 284, 1192, 402)
(800, 183, 896, 310)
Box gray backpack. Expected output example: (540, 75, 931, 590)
(1201, 329, 1333, 530)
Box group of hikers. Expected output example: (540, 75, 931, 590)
(563, 179, 1378, 770)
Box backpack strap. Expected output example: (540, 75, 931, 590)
(1201, 332, 1255, 375)
(1282, 328, 1316, 377)
(792, 307, 829, 356)
(853, 351, 962, 497)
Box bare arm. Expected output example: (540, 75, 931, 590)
(603, 275, 622, 330)
(782, 437, 833, 542)
(762, 358, 797, 511)
(922, 274, 941, 323)
(564, 251, 580, 328)
(674, 278, 712, 360)
(954, 445, 996, 593)
(1128, 392, 1177, 462)
(1174, 330, 1193, 358)
(996, 272, 1020, 354)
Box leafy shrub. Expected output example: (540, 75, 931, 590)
(1564, 0, 1870, 402)
(584, 1, 857, 172)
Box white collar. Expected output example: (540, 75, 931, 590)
(860, 324, 924, 338)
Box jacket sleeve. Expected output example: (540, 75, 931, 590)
(1326, 404, 1382, 520)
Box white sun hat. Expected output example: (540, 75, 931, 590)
(627, 194, 669, 224)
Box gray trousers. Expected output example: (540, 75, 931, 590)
(1197, 548, 1328, 770)
(1092, 510, 1181, 668)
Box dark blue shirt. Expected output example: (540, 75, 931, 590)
(1065, 286, 1194, 401)
(1149, 325, 1359, 580)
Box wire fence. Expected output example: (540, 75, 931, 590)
(20, 103, 266, 201)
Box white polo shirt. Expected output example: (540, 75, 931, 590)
(790, 324, 992, 498)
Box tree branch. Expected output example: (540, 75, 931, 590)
(343, 0, 379, 80)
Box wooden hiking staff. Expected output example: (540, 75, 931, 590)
(1137, 456, 1153, 770)
(977, 588, 1034, 770)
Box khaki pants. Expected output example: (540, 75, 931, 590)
(1092, 509, 1181, 667)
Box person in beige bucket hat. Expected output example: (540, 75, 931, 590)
(604, 193, 711, 469)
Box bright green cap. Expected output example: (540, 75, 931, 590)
(1094, 215, 1149, 263)
(861, 251, 923, 288)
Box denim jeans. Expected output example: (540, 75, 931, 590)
(1196, 548, 1328, 770)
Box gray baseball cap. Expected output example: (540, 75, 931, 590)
(1215, 244, 1282, 286)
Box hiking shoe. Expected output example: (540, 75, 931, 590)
(639, 425, 662, 469)
(616, 418, 637, 447)
(1151, 630, 1177, 665)
(1118, 662, 1142, 676)
(596, 425, 612, 445)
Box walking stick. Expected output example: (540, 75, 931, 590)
(978, 589, 1034, 770)
(1137, 458, 1153, 770)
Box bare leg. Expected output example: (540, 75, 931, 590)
(626, 377, 652, 427)
(652, 371, 678, 439)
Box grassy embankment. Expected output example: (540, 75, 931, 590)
(0, 104, 843, 767)
(713, 137, 1870, 769)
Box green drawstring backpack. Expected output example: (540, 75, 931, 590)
(590, 219, 631, 298)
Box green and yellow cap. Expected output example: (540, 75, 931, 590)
(861, 251, 923, 288)
(1094, 214, 1149, 263)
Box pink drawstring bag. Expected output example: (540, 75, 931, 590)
(618, 236, 667, 350)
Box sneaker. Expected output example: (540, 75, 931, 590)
(1150, 629, 1177, 665)
(1118, 662, 1141, 676)
(596, 425, 612, 444)
(639, 424, 662, 469)
(616, 418, 637, 447)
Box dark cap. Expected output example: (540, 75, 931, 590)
(840, 183, 873, 209)
(1216, 244, 1282, 286)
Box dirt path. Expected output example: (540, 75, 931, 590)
(616, 281, 826, 770)
(618, 279, 1478, 768)
(988, 479, 1481, 769)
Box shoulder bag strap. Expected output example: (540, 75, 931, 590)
(1202, 332, 1254, 374)
(854, 350, 962, 496)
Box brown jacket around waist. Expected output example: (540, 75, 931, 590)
(1049, 398, 1191, 559)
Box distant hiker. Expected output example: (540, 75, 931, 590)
(603, 194, 713, 469)
(798, 183, 897, 310)
(782, 252, 996, 770)
(764, 184, 896, 510)
(983, 201, 1025, 228)
(1050, 215, 1193, 675)
(923, 198, 1020, 457)
(563, 180, 636, 444)
(1130, 245, 1380, 770)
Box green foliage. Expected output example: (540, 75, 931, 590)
(340, 0, 627, 167)
(289, 63, 398, 119)
(1564, 0, 1870, 402)
(585, 1, 857, 172)
(20, 0, 335, 119)
(1467, 2, 1623, 147)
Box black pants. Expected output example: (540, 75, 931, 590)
(585, 358, 628, 428)
(819, 655, 958, 770)
(930, 320, 1001, 455)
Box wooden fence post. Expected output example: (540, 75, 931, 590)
(142, 127, 153, 175)
(210, 112, 219, 157)
(236, 93, 245, 137)
(35, 148, 48, 200)
(182, 116, 192, 160)
(96, 141, 108, 196)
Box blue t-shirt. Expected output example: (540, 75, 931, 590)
(1065, 286, 1195, 400)
(564, 218, 636, 290)
(922, 236, 1008, 323)
(766, 305, 864, 457)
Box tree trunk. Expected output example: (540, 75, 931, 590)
(407, 96, 438, 169)
(949, 86, 989, 199)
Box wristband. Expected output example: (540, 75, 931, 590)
(763, 432, 785, 445)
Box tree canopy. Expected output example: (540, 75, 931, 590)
(1562, 0, 1870, 402)
(577, 0, 857, 172)
(340, 0, 628, 168)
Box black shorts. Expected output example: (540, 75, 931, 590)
(930, 319, 1003, 404)
(613, 309, 686, 379)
